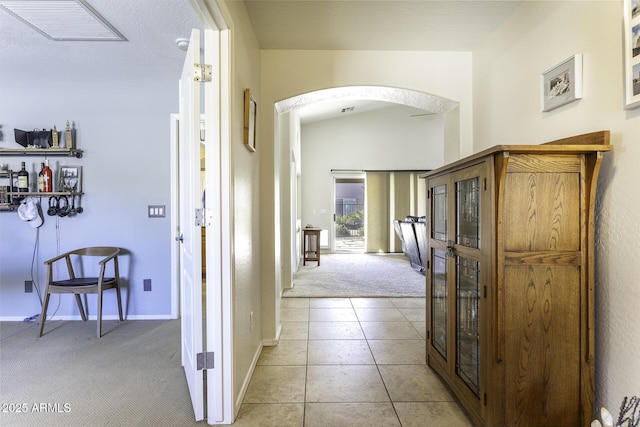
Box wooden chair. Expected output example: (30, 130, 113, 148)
(38, 247, 123, 338)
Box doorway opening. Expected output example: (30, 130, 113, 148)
(334, 177, 365, 253)
(275, 85, 459, 297)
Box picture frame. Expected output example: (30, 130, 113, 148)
(244, 88, 257, 152)
(58, 166, 82, 193)
(624, 0, 640, 109)
(541, 54, 582, 112)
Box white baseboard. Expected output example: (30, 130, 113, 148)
(0, 314, 178, 321)
(235, 342, 263, 418)
(262, 324, 282, 346)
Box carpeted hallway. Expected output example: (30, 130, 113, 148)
(284, 253, 426, 298)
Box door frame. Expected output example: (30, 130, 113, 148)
(171, 1, 233, 424)
(170, 113, 180, 319)
(330, 171, 365, 253)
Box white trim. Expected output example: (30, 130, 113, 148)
(202, 24, 234, 426)
(262, 324, 282, 347)
(234, 342, 262, 419)
(331, 171, 366, 253)
(170, 113, 180, 319)
(1, 315, 178, 321)
(219, 26, 235, 424)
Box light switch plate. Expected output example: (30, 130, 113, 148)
(148, 205, 165, 218)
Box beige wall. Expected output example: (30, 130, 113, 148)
(221, 0, 263, 413)
(473, 0, 640, 415)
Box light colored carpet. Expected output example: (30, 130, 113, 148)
(284, 253, 426, 298)
(0, 319, 201, 427)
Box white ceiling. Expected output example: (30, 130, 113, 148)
(0, 0, 202, 83)
(0, 0, 522, 120)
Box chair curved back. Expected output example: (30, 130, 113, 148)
(69, 247, 120, 257)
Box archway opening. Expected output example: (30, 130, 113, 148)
(274, 85, 460, 294)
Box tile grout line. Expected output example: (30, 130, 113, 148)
(351, 297, 405, 426)
(303, 300, 310, 426)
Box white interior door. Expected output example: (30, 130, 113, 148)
(179, 28, 204, 421)
(178, 22, 233, 424)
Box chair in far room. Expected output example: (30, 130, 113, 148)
(38, 247, 123, 338)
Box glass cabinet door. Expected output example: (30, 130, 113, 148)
(429, 183, 448, 360)
(432, 184, 447, 241)
(456, 256, 480, 396)
(427, 164, 487, 422)
(431, 248, 448, 359)
(454, 175, 481, 397)
(456, 177, 479, 249)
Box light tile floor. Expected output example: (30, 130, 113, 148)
(234, 297, 473, 427)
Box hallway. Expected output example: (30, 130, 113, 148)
(233, 297, 471, 426)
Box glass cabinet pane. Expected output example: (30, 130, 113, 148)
(432, 184, 447, 241)
(431, 248, 448, 359)
(456, 256, 480, 396)
(456, 177, 479, 248)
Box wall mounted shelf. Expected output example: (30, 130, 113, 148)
(0, 144, 85, 213)
(0, 148, 83, 158)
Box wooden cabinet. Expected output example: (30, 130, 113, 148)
(422, 131, 612, 427)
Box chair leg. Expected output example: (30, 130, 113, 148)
(115, 284, 124, 322)
(75, 294, 87, 321)
(97, 290, 103, 338)
(38, 292, 51, 337)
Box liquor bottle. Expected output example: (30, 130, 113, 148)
(42, 160, 53, 192)
(17, 162, 29, 192)
(37, 162, 45, 192)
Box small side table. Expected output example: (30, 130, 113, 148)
(303, 228, 322, 266)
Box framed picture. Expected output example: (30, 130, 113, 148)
(541, 54, 582, 112)
(58, 166, 82, 193)
(624, 0, 640, 109)
(244, 88, 257, 152)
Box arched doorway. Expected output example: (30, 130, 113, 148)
(274, 85, 460, 293)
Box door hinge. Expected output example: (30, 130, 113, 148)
(197, 352, 215, 370)
(194, 63, 212, 82)
(483, 178, 487, 191)
(195, 208, 214, 227)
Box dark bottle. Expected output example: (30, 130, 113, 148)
(42, 160, 53, 192)
(37, 162, 45, 192)
(17, 162, 29, 192)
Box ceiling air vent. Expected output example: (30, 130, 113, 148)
(0, 0, 126, 41)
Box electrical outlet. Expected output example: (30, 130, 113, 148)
(144, 279, 152, 291)
(24, 280, 33, 293)
(250, 311, 254, 332)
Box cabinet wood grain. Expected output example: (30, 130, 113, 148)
(422, 131, 611, 426)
